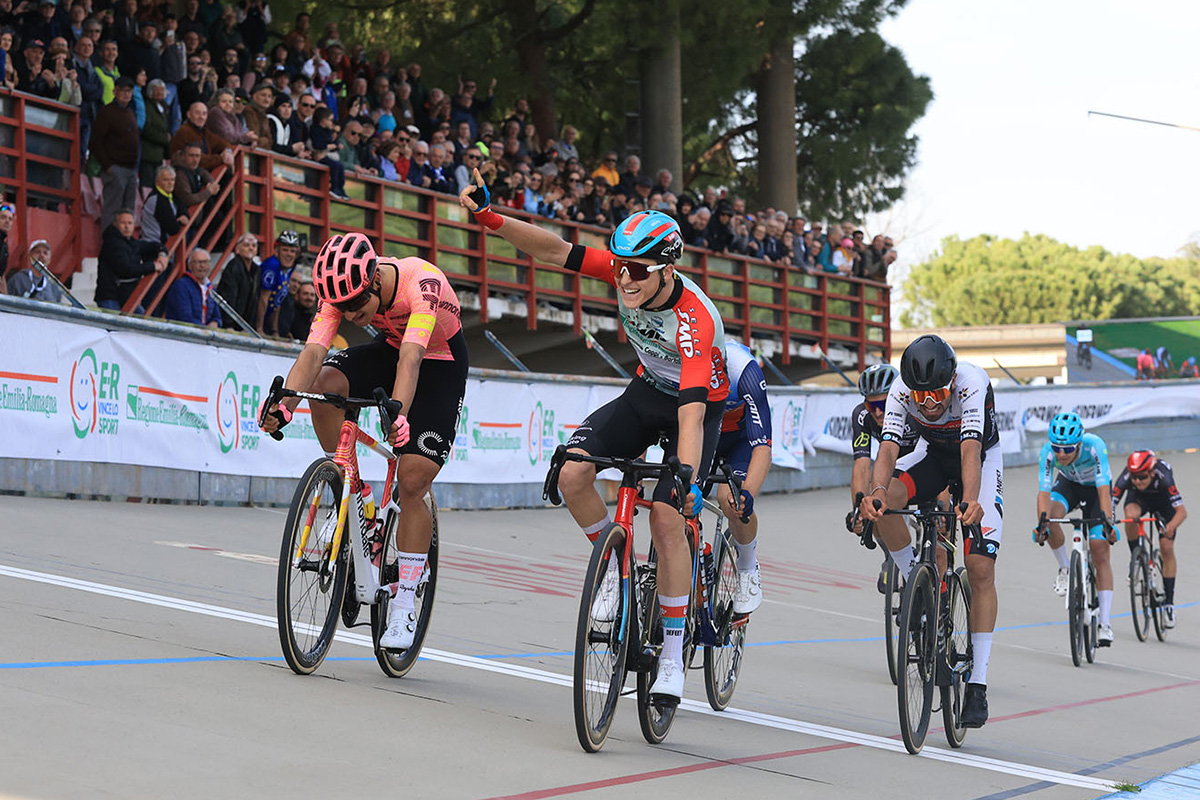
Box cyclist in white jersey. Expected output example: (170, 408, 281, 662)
(861, 334, 1002, 729)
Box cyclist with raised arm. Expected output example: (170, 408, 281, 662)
(860, 334, 1002, 729)
(1114, 450, 1187, 628)
(259, 232, 468, 651)
(716, 337, 771, 614)
(1032, 413, 1117, 644)
(459, 170, 728, 702)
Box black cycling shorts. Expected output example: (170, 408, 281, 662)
(1123, 490, 1179, 536)
(566, 375, 724, 504)
(322, 331, 469, 467)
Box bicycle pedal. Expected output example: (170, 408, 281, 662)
(650, 693, 680, 709)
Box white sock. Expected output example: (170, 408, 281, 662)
(658, 593, 689, 665)
(324, 450, 336, 459)
(1052, 544, 1070, 570)
(1098, 589, 1113, 626)
(889, 545, 915, 575)
(582, 515, 612, 543)
(970, 632, 992, 685)
(735, 538, 758, 572)
(392, 550, 426, 612)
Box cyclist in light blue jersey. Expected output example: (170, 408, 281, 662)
(1033, 412, 1117, 644)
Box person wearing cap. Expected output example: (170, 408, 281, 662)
(7, 239, 63, 304)
(124, 20, 160, 82)
(243, 81, 274, 142)
(15, 38, 54, 97)
(90, 75, 140, 230)
(704, 202, 735, 254)
(832, 235, 856, 276)
(266, 94, 306, 157)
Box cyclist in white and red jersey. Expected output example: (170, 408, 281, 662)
(861, 334, 1002, 729)
(259, 232, 467, 651)
(460, 170, 729, 702)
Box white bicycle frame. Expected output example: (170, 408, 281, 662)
(1065, 522, 1096, 625)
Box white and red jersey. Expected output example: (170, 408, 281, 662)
(566, 244, 729, 404)
(307, 256, 463, 359)
(882, 361, 1000, 453)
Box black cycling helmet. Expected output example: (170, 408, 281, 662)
(858, 363, 898, 397)
(900, 334, 957, 390)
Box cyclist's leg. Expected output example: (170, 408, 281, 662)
(884, 441, 944, 574)
(1082, 488, 1114, 631)
(714, 435, 755, 547)
(1046, 479, 1074, 587)
(964, 453, 1002, 669)
(1124, 499, 1145, 556)
(314, 339, 401, 453)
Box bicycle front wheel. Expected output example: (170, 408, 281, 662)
(1130, 549, 1150, 642)
(636, 545, 680, 745)
(897, 563, 936, 755)
(372, 491, 440, 678)
(883, 558, 902, 686)
(942, 567, 972, 749)
(277, 458, 348, 675)
(573, 523, 630, 753)
(704, 530, 746, 711)
(1085, 562, 1098, 663)
(1068, 551, 1083, 667)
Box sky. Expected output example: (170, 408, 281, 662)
(868, 0, 1200, 270)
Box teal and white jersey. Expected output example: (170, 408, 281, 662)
(1037, 432, 1111, 490)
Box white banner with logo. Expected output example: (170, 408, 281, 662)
(3, 312, 1198, 481)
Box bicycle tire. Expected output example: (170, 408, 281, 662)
(1085, 561, 1098, 663)
(372, 491, 440, 678)
(897, 563, 936, 755)
(573, 522, 630, 753)
(636, 544, 679, 745)
(1129, 548, 1151, 642)
(704, 530, 745, 711)
(277, 458, 349, 675)
(942, 566, 972, 749)
(1152, 550, 1169, 641)
(1068, 551, 1083, 667)
(883, 558, 902, 686)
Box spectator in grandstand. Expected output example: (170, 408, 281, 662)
(1136, 349, 1155, 380)
(1180, 356, 1199, 378)
(423, 142, 454, 194)
(171, 141, 222, 209)
(171, 101, 235, 170)
(729, 212, 751, 256)
(266, 94, 305, 157)
(591, 149, 619, 188)
(210, 8, 245, 71)
(453, 145, 483, 195)
(140, 165, 188, 246)
(255, 229, 299, 337)
(140, 79, 172, 187)
(176, 0, 205, 43)
(704, 202, 735, 254)
(242, 81, 273, 142)
(288, 274, 317, 340)
(323, 40, 350, 84)
(0, 201, 11, 292)
(71, 36, 101, 159)
(283, 11, 310, 58)
(858, 234, 887, 280)
(15, 37, 54, 97)
(0, 29, 16, 91)
(572, 176, 606, 226)
(163, 247, 220, 327)
(407, 138, 431, 187)
(21, 0, 66, 51)
(95, 208, 168, 312)
(832, 236, 855, 275)
(337, 119, 376, 177)
(307, 106, 348, 199)
(206, 89, 254, 146)
(90, 75, 140, 230)
(94, 38, 119, 104)
(236, 0, 270, 60)
(215, 232, 259, 328)
(7, 239, 62, 303)
(177, 53, 215, 110)
(125, 21, 160, 83)
(557, 124, 579, 162)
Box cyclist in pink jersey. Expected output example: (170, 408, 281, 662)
(460, 169, 729, 702)
(260, 232, 467, 650)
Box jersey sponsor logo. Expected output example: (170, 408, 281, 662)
(418, 277, 441, 307)
(854, 432, 870, 449)
(417, 431, 445, 458)
(676, 307, 698, 358)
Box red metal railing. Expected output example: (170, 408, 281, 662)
(131, 146, 891, 365)
(0, 88, 82, 279)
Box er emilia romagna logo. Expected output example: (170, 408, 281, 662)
(70, 348, 121, 439)
(215, 371, 263, 453)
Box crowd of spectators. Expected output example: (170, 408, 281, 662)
(0, 0, 898, 326)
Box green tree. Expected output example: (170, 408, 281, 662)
(902, 233, 1200, 327)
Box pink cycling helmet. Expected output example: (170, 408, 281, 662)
(313, 232, 378, 306)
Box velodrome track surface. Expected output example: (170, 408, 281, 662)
(2, 455, 1199, 799)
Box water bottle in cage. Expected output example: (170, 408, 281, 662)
(700, 541, 714, 603)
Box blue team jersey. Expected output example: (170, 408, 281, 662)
(719, 339, 771, 448)
(259, 256, 294, 312)
(1037, 432, 1111, 491)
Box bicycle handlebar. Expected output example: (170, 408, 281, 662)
(847, 492, 877, 550)
(259, 375, 404, 452)
(542, 444, 695, 516)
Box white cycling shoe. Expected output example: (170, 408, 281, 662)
(1053, 568, 1069, 597)
(590, 561, 621, 622)
(1097, 624, 1114, 647)
(380, 606, 417, 650)
(649, 657, 685, 700)
(1164, 605, 1176, 629)
(733, 565, 763, 614)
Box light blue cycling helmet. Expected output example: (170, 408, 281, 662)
(1048, 411, 1084, 446)
(609, 210, 684, 264)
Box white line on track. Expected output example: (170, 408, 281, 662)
(0, 562, 1117, 792)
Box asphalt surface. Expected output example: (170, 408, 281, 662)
(2, 454, 1199, 800)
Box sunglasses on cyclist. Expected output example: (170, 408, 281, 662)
(613, 258, 667, 281)
(911, 385, 951, 406)
(1131, 470, 1152, 480)
(335, 289, 375, 314)
(867, 399, 887, 413)
(1051, 444, 1078, 455)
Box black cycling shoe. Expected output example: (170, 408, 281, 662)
(961, 683, 989, 729)
(877, 566, 888, 594)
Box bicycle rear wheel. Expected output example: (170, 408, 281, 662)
(277, 458, 348, 675)
(942, 567, 972, 749)
(704, 530, 746, 711)
(372, 491, 440, 678)
(1068, 551, 1083, 667)
(573, 523, 630, 753)
(897, 563, 936, 755)
(1152, 550, 1169, 641)
(1130, 549, 1151, 642)
(1085, 562, 1098, 663)
(883, 558, 902, 686)
(637, 544, 680, 745)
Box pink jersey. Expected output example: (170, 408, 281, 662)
(306, 256, 463, 359)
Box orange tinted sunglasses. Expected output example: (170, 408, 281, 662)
(911, 385, 951, 405)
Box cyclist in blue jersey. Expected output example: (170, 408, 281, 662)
(256, 229, 301, 337)
(1033, 412, 1117, 644)
(715, 338, 772, 614)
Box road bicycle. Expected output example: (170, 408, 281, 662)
(260, 376, 439, 679)
(1075, 329, 1093, 370)
(1038, 513, 1106, 667)
(543, 445, 747, 752)
(878, 498, 974, 755)
(1124, 513, 1170, 642)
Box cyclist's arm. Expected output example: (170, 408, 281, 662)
(460, 169, 572, 266)
(676, 401, 704, 480)
(279, 342, 328, 412)
(869, 440, 899, 499)
(390, 341, 424, 419)
(1098, 484, 1114, 523)
(959, 437, 983, 524)
(255, 288, 270, 334)
(1167, 504, 1187, 535)
(1036, 489, 1053, 522)
(742, 443, 771, 497)
(851, 456, 872, 505)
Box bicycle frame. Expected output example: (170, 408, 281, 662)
(1044, 516, 1101, 613)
